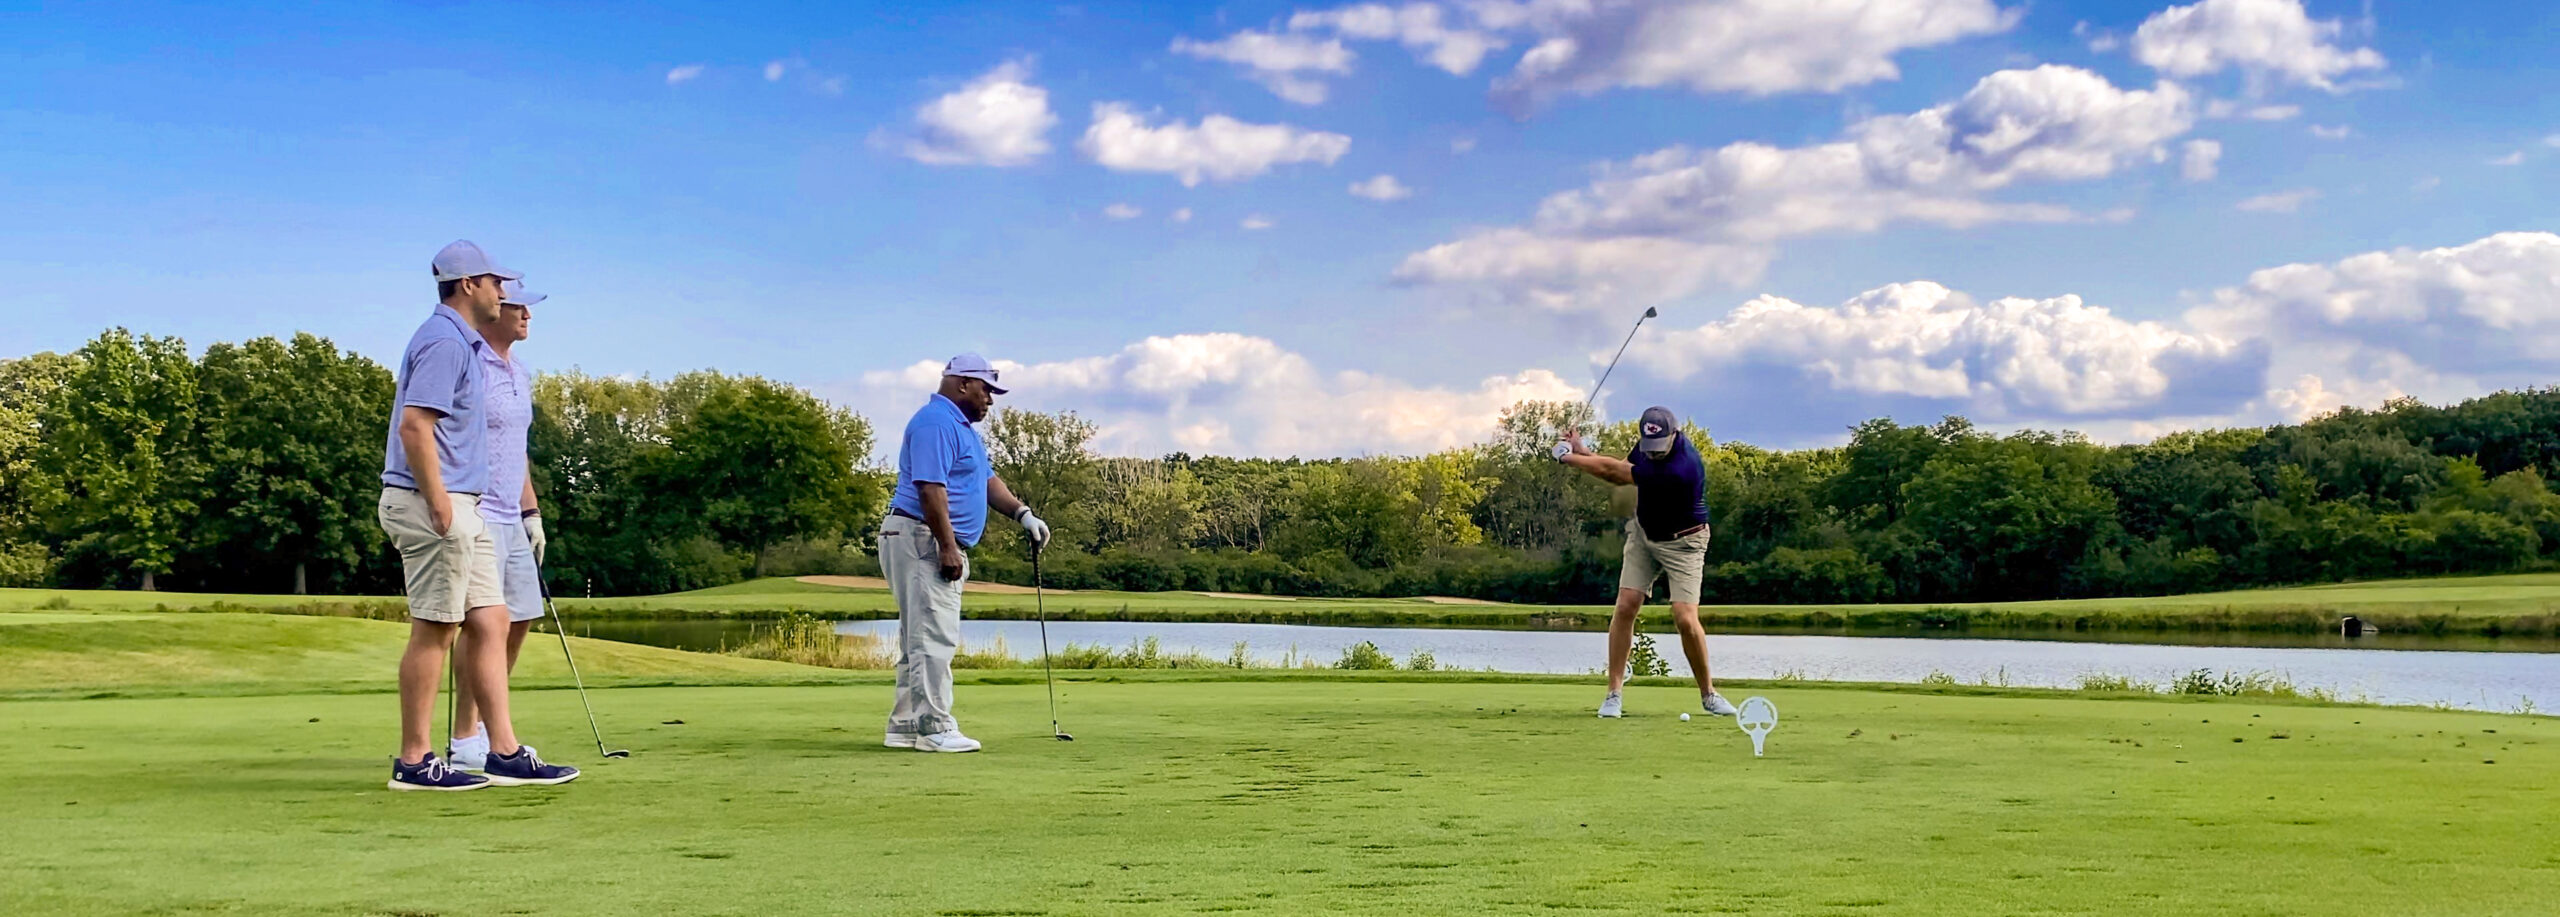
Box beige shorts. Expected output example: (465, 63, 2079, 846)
(1619, 521, 1710, 606)
(378, 488, 505, 623)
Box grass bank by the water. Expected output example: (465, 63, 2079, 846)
(5, 679, 2553, 916)
(17, 570, 2558, 638)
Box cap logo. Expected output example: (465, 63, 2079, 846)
(1643, 422, 1665, 436)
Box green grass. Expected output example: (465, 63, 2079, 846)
(4, 680, 2554, 915)
(11, 571, 2560, 637)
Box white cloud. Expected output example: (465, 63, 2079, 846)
(666, 64, 706, 85)
(1078, 104, 1352, 186)
(2075, 20, 2123, 52)
(2412, 176, 2440, 192)
(2185, 232, 2560, 415)
(1171, 30, 1354, 105)
(1349, 174, 1414, 201)
(1481, 0, 2017, 112)
(1397, 65, 2193, 313)
(1289, 3, 1507, 75)
(2204, 100, 2302, 121)
(2131, 0, 2386, 91)
(1103, 203, 1143, 220)
(1627, 281, 2261, 421)
(1451, 136, 1477, 154)
(2235, 188, 2319, 213)
(2309, 124, 2351, 140)
(1241, 215, 1276, 230)
(853, 333, 1583, 457)
(2489, 150, 2526, 166)
(895, 59, 1057, 167)
(764, 60, 789, 81)
(1394, 230, 1771, 314)
(2181, 139, 2222, 181)
(2546, 134, 2560, 149)
(1170, 207, 1194, 223)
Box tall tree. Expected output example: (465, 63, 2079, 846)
(34, 329, 202, 590)
(640, 377, 868, 575)
(191, 334, 394, 593)
(0, 352, 81, 586)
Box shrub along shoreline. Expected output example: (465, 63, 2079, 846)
(11, 575, 2559, 639)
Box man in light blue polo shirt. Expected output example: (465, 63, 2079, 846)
(448, 279, 552, 772)
(378, 240, 576, 791)
(881, 353, 1052, 753)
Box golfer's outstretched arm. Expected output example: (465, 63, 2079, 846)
(1560, 430, 1636, 486)
(986, 475, 1027, 520)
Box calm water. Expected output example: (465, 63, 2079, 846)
(564, 618, 2559, 714)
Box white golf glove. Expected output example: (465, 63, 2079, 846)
(524, 514, 548, 564)
(1551, 441, 1574, 463)
(1016, 508, 1051, 549)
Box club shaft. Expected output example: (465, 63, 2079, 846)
(539, 579, 615, 756)
(1035, 551, 1061, 735)
(1583, 312, 1651, 411)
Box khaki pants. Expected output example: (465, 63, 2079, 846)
(881, 516, 967, 737)
(1619, 521, 1710, 606)
(378, 488, 504, 623)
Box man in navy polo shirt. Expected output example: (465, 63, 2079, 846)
(1558, 406, 1738, 720)
(378, 240, 577, 791)
(880, 353, 1052, 753)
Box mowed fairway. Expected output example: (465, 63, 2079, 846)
(5, 678, 2555, 915)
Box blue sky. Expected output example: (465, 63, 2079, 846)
(4, 0, 2556, 457)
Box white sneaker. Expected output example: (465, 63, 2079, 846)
(914, 730, 981, 753)
(447, 731, 490, 772)
(1702, 693, 1739, 717)
(1597, 693, 1624, 718)
(883, 732, 916, 749)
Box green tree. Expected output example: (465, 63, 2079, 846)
(189, 334, 394, 593)
(640, 377, 868, 575)
(1900, 432, 2118, 600)
(34, 329, 203, 590)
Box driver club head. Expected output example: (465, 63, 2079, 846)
(1054, 732, 1075, 742)
(1642, 306, 1658, 319)
(602, 749, 632, 758)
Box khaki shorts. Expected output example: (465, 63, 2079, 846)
(378, 488, 505, 623)
(1619, 521, 1710, 606)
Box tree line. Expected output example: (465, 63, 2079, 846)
(8, 326, 2560, 602)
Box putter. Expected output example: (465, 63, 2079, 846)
(1033, 546, 1073, 741)
(538, 578, 630, 758)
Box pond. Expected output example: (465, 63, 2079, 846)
(566, 617, 2559, 714)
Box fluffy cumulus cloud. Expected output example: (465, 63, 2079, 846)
(1626, 282, 2265, 424)
(2130, 0, 2386, 91)
(1397, 65, 2194, 313)
(1078, 104, 1351, 185)
(1480, 0, 2018, 111)
(2186, 232, 2560, 386)
(1170, 29, 1354, 105)
(1348, 174, 1414, 200)
(2181, 138, 2222, 181)
(665, 64, 706, 85)
(894, 60, 1057, 167)
(1291, 3, 1507, 75)
(853, 334, 1582, 457)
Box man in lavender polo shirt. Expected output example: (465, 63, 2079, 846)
(378, 241, 576, 791)
(447, 278, 552, 772)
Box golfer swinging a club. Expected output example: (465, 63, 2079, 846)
(880, 354, 1052, 753)
(1556, 406, 1737, 720)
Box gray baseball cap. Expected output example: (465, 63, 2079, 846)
(942, 352, 1009, 394)
(430, 240, 521, 282)
(500, 279, 546, 307)
(1638, 406, 1679, 453)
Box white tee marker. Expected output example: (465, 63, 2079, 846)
(1736, 696, 1778, 757)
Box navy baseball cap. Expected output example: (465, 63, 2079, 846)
(1638, 406, 1679, 453)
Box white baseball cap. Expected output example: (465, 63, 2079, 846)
(500, 279, 547, 307)
(942, 352, 1008, 394)
(430, 240, 522, 282)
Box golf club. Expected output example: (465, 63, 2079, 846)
(1032, 545, 1073, 741)
(538, 578, 630, 758)
(1583, 305, 1659, 414)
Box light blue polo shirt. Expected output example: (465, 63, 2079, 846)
(380, 304, 493, 496)
(889, 393, 990, 547)
(476, 347, 535, 522)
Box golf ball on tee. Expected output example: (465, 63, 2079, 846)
(1680, 713, 1691, 721)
